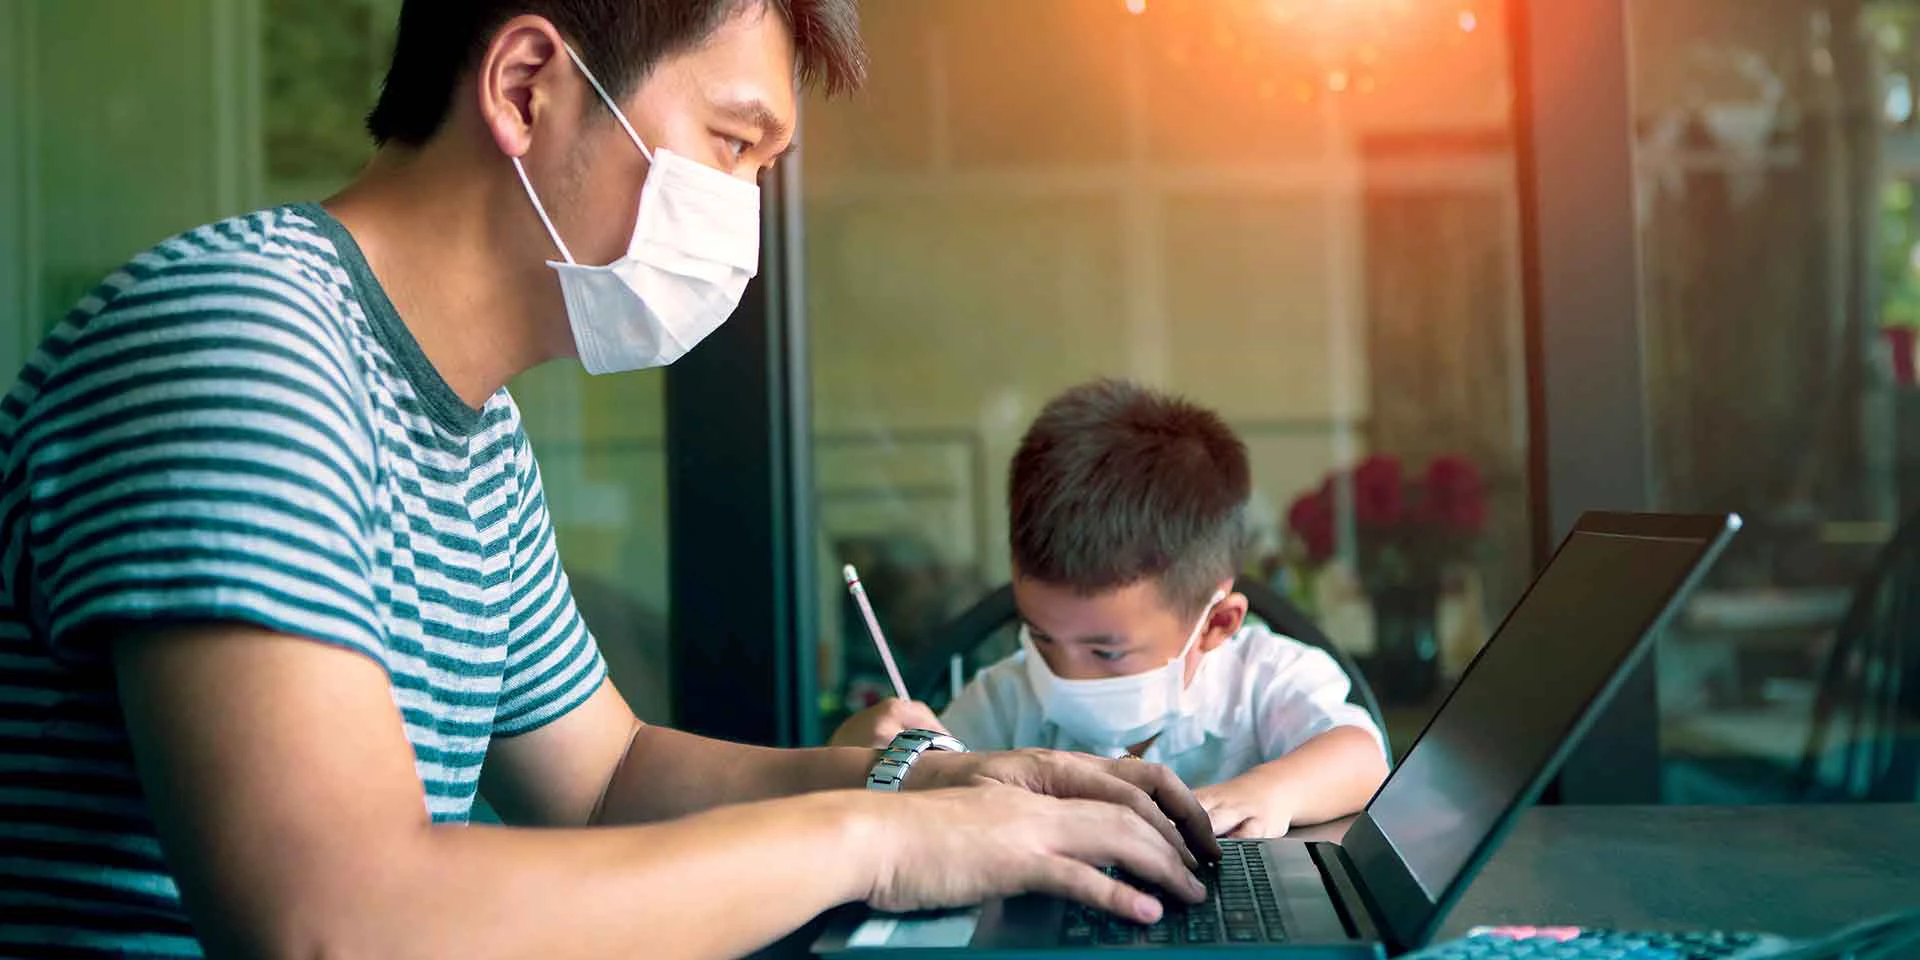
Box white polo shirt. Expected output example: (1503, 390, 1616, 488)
(940, 623, 1385, 788)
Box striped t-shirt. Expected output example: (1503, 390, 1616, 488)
(0, 204, 608, 955)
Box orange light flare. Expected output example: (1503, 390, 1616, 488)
(1126, 0, 1491, 106)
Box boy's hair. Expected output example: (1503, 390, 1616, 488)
(1009, 380, 1253, 615)
(367, 0, 866, 147)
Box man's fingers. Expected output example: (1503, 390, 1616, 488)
(1104, 759, 1222, 863)
(1044, 765, 1197, 870)
(1031, 857, 1162, 925)
(1089, 807, 1208, 905)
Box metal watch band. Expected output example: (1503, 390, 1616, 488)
(865, 728, 969, 792)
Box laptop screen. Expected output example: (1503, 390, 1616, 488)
(1346, 515, 1736, 948)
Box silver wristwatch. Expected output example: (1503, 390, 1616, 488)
(865, 728, 969, 792)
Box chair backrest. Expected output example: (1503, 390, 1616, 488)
(906, 578, 1389, 752)
(1797, 512, 1920, 801)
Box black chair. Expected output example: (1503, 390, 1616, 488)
(1795, 512, 1920, 801)
(905, 578, 1387, 752)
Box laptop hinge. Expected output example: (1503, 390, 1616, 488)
(1311, 842, 1387, 945)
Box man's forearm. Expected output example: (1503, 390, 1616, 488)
(199, 790, 882, 960)
(594, 723, 880, 824)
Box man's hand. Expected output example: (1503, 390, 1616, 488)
(1194, 776, 1296, 839)
(911, 749, 1222, 867)
(859, 785, 1206, 924)
(828, 698, 946, 748)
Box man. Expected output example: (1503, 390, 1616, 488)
(0, 2, 1215, 957)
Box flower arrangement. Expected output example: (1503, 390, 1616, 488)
(1285, 453, 1490, 703)
(1285, 453, 1488, 595)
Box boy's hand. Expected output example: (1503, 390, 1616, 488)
(1194, 727, 1387, 836)
(1194, 775, 1298, 839)
(828, 698, 946, 748)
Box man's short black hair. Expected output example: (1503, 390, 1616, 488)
(1009, 380, 1253, 615)
(366, 0, 866, 147)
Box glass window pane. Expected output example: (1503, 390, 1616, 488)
(1629, 0, 1915, 804)
(803, 0, 1530, 758)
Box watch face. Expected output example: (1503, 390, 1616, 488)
(898, 729, 968, 753)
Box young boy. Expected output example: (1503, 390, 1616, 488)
(832, 380, 1389, 838)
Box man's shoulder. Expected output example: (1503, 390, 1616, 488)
(45, 207, 371, 390)
(81, 205, 357, 334)
(4, 207, 385, 472)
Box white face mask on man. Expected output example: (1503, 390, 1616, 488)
(1019, 589, 1229, 751)
(512, 44, 761, 375)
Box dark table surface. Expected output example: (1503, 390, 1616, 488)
(1304, 804, 1920, 940)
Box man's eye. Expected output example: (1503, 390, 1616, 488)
(723, 136, 752, 160)
(1091, 648, 1126, 663)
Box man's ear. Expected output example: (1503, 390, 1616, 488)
(1198, 591, 1248, 653)
(473, 15, 571, 159)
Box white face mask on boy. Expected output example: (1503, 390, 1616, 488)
(1019, 590, 1228, 751)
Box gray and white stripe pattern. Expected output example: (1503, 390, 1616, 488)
(0, 204, 605, 956)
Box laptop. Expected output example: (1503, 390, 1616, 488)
(813, 511, 1743, 958)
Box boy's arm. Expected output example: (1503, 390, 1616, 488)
(1193, 726, 1388, 837)
(1193, 643, 1389, 838)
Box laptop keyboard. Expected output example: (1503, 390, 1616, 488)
(1060, 840, 1288, 946)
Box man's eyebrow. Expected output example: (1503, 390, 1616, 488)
(714, 97, 794, 154)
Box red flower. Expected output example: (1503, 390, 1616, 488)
(1421, 454, 1488, 533)
(1287, 484, 1336, 563)
(1351, 455, 1405, 528)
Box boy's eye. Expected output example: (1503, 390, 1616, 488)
(1090, 648, 1127, 663)
(722, 136, 752, 160)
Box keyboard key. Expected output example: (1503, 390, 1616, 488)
(1060, 923, 1094, 946)
(1229, 928, 1262, 942)
(1144, 925, 1174, 944)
